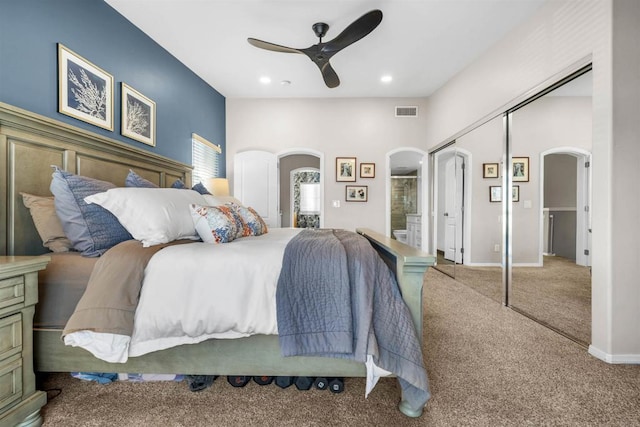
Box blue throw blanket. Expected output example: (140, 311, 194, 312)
(276, 229, 430, 413)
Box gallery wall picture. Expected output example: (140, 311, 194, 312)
(512, 185, 520, 202)
(512, 157, 530, 182)
(346, 185, 368, 202)
(336, 157, 357, 182)
(483, 163, 499, 178)
(360, 162, 375, 178)
(121, 83, 156, 146)
(58, 43, 114, 131)
(490, 185, 520, 202)
(489, 185, 502, 202)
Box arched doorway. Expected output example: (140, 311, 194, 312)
(385, 148, 428, 250)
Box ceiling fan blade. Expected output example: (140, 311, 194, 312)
(323, 9, 383, 53)
(320, 62, 340, 88)
(247, 38, 302, 54)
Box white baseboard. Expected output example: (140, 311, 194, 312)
(588, 345, 640, 364)
(464, 262, 502, 267)
(462, 262, 543, 267)
(513, 262, 543, 267)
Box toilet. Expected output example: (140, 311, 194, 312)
(393, 230, 408, 244)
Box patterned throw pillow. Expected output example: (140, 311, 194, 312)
(248, 207, 268, 235)
(189, 204, 239, 244)
(227, 203, 268, 237)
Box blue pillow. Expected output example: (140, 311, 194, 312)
(125, 169, 158, 188)
(171, 179, 186, 189)
(50, 167, 132, 257)
(191, 182, 211, 195)
(171, 179, 211, 195)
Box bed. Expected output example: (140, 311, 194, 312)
(0, 102, 436, 418)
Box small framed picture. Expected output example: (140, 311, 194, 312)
(346, 185, 368, 202)
(483, 163, 499, 178)
(58, 43, 114, 130)
(336, 157, 357, 182)
(513, 157, 529, 182)
(121, 83, 156, 146)
(489, 186, 502, 202)
(512, 185, 520, 202)
(360, 163, 375, 178)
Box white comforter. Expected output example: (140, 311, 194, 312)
(65, 228, 302, 362)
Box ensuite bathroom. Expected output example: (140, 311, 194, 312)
(390, 173, 420, 248)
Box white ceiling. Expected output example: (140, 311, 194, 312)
(105, 0, 546, 99)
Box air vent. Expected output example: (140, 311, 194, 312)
(395, 106, 418, 117)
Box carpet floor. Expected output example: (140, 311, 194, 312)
(438, 255, 591, 346)
(39, 269, 639, 426)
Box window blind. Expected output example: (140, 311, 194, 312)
(192, 133, 221, 186)
(299, 183, 321, 214)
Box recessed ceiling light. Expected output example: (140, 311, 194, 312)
(381, 75, 393, 83)
(259, 76, 271, 84)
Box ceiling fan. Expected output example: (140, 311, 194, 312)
(247, 9, 383, 89)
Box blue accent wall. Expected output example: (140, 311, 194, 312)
(0, 0, 226, 175)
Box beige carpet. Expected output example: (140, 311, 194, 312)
(442, 256, 591, 346)
(39, 269, 640, 426)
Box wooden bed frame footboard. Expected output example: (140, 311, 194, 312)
(1, 102, 436, 417)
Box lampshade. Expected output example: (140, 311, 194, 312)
(207, 178, 230, 196)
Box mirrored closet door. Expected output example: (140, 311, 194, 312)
(431, 145, 461, 278)
(453, 116, 504, 303)
(508, 69, 593, 346)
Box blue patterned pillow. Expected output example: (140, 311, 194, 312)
(191, 182, 211, 195)
(50, 167, 132, 257)
(125, 169, 158, 188)
(227, 203, 267, 237)
(189, 204, 239, 244)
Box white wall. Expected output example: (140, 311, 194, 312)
(226, 97, 428, 234)
(424, 0, 640, 362)
(610, 0, 640, 360)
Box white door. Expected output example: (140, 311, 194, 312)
(444, 155, 464, 263)
(233, 150, 279, 228)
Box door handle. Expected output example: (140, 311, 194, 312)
(444, 212, 449, 217)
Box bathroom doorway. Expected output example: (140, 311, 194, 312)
(386, 148, 427, 250)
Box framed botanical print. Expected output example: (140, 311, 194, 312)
(336, 157, 357, 182)
(121, 83, 156, 146)
(58, 43, 114, 130)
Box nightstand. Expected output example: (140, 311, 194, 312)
(0, 256, 50, 427)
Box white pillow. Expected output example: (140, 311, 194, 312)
(202, 194, 245, 207)
(85, 188, 206, 247)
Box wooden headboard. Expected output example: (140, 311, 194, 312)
(0, 102, 193, 256)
